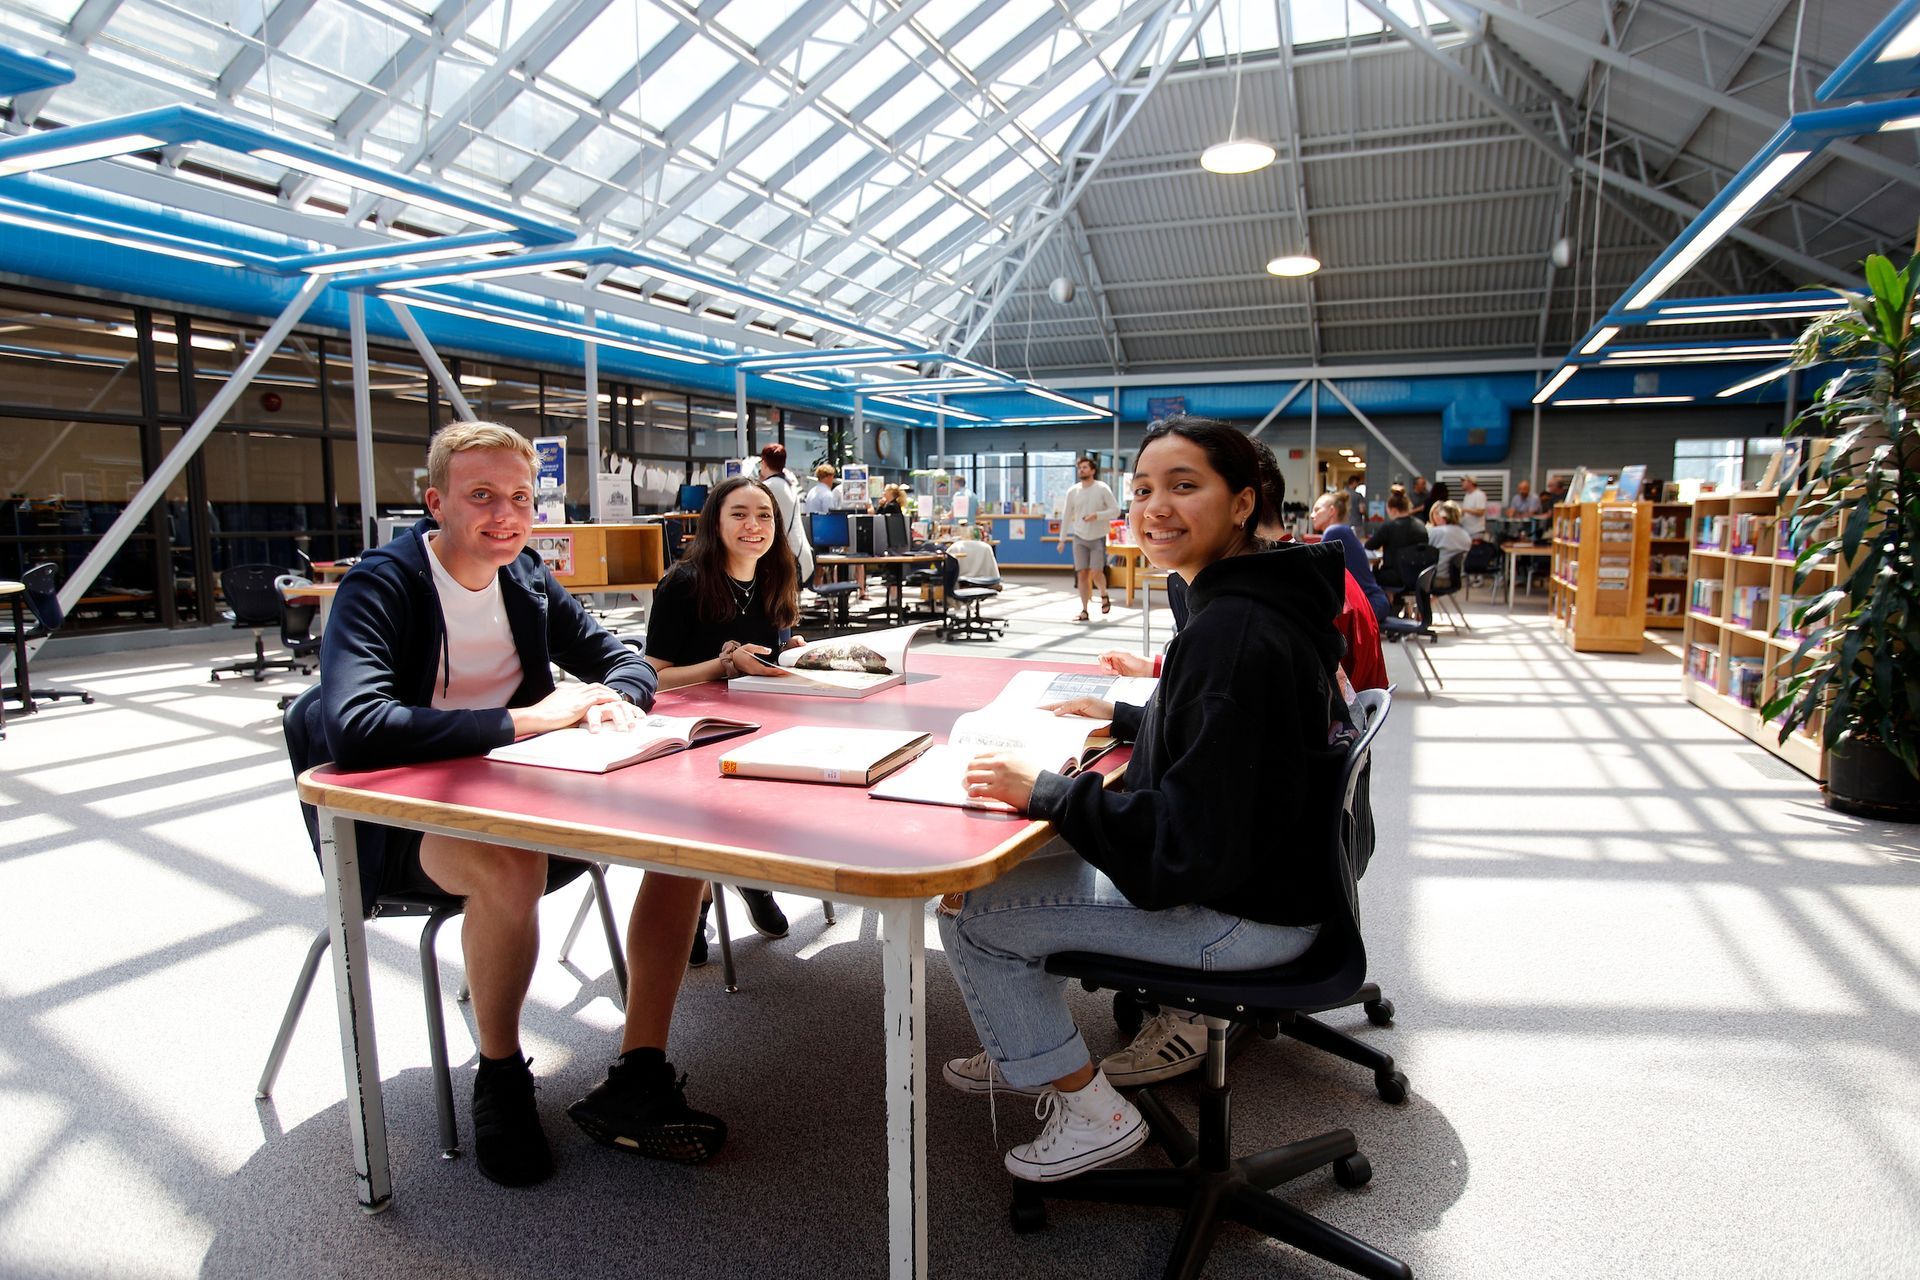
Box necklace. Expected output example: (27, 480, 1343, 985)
(726, 575, 754, 617)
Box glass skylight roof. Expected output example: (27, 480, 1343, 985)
(2, 0, 1449, 355)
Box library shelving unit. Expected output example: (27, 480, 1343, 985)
(1645, 501, 1692, 629)
(1681, 489, 1836, 779)
(1548, 499, 1651, 652)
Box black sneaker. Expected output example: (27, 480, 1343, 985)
(738, 888, 789, 939)
(471, 1054, 552, 1187)
(689, 898, 711, 968)
(567, 1050, 728, 1164)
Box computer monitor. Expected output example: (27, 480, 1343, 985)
(883, 511, 909, 552)
(676, 484, 708, 512)
(808, 510, 850, 550)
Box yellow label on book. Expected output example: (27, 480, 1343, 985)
(720, 760, 737, 775)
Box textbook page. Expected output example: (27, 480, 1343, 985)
(487, 714, 757, 774)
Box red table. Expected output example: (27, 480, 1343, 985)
(299, 653, 1126, 1279)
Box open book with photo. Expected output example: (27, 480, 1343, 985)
(486, 713, 758, 774)
(869, 669, 1155, 810)
(725, 623, 925, 698)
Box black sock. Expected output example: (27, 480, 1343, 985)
(615, 1046, 670, 1084)
(477, 1050, 526, 1075)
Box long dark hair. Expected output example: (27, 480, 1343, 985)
(1136, 415, 1267, 544)
(680, 475, 798, 629)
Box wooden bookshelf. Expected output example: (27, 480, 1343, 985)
(1548, 499, 1651, 653)
(1680, 489, 1836, 780)
(1644, 501, 1692, 630)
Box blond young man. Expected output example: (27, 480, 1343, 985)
(317, 422, 725, 1187)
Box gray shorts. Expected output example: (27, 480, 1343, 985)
(1070, 535, 1107, 572)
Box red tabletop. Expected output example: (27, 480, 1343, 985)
(300, 653, 1127, 899)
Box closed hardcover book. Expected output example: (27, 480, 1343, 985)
(487, 714, 758, 774)
(717, 725, 932, 785)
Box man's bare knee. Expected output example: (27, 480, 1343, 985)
(421, 836, 546, 907)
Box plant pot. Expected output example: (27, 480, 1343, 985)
(1825, 737, 1920, 823)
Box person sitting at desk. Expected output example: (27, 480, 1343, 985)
(319, 422, 718, 1188)
(1429, 500, 1472, 557)
(1311, 489, 1390, 623)
(1507, 479, 1542, 519)
(877, 483, 906, 517)
(1366, 488, 1429, 591)
(642, 475, 803, 959)
(937, 416, 1347, 1181)
(804, 464, 838, 516)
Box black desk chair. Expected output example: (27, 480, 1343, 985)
(260, 685, 630, 1159)
(800, 559, 860, 632)
(214, 564, 308, 682)
(1379, 565, 1442, 697)
(1017, 689, 1409, 1280)
(272, 574, 323, 710)
(934, 553, 1004, 641)
(0, 563, 94, 710)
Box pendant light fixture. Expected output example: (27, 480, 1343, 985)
(1266, 253, 1321, 277)
(1200, 4, 1274, 174)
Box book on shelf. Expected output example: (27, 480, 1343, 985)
(717, 725, 931, 785)
(1686, 643, 1721, 685)
(1649, 591, 1683, 618)
(1690, 580, 1724, 617)
(870, 669, 1156, 811)
(1730, 585, 1770, 630)
(486, 713, 759, 774)
(1695, 514, 1726, 550)
(725, 624, 924, 698)
(1728, 656, 1765, 708)
(1775, 593, 1812, 640)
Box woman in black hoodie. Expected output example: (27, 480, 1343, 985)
(937, 416, 1347, 1184)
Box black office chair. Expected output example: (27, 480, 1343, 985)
(1429, 549, 1470, 631)
(214, 564, 307, 682)
(936, 553, 1005, 641)
(1379, 565, 1442, 696)
(800, 559, 860, 632)
(1015, 689, 1409, 1280)
(260, 685, 630, 1159)
(0, 563, 95, 709)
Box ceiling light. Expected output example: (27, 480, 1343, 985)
(0, 209, 244, 267)
(1552, 396, 1695, 406)
(395, 294, 709, 364)
(252, 148, 517, 231)
(1624, 150, 1810, 310)
(1716, 365, 1796, 397)
(0, 133, 164, 177)
(1201, 140, 1276, 174)
(1579, 327, 1620, 355)
(1878, 113, 1920, 131)
(1877, 13, 1920, 60)
(376, 259, 585, 290)
(1658, 298, 1845, 316)
(1531, 365, 1577, 404)
(300, 239, 518, 275)
(106, 323, 235, 351)
(1266, 254, 1322, 277)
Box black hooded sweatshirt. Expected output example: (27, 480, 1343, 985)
(1025, 541, 1347, 928)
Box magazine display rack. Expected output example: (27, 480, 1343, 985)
(1681, 489, 1837, 780)
(1548, 499, 1651, 653)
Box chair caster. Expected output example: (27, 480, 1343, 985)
(1364, 997, 1395, 1026)
(440, 1147, 460, 1161)
(1009, 1188, 1048, 1233)
(1375, 1069, 1409, 1104)
(80, 694, 95, 704)
(1112, 989, 1145, 1038)
(1333, 1153, 1372, 1189)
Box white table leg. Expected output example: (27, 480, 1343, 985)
(1140, 576, 1153, 652)
(878, 900, 928, 1280)
(1507, 554, 1517, 609)
(320, 808, 392, 1213)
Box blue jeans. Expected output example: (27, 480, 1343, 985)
(938, 840, 1320, 1089)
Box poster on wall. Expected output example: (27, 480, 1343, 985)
(1146, 396, 1186, 422)
(597, 475, 633, 521)
(841, 463, 870, 505)
(530, 531, 575, 577)
(533, 436, 567, 491)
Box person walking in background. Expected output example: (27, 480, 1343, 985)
(1061, 456, 1120, 622)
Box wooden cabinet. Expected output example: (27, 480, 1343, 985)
(1645, 501, 1692, 629)
(526, 523, 665, 589)
(1681, 490, 1834, 780)
(1548, 499, 1650, 653)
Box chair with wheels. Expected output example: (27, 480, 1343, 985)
(800, 560, 860, 632)
(214, 564, 308, 682)
(1014, 689, 1409, 1280)
(258, 684, 631, 1160)
(1379, 565, 1442, 697)
(936, 552, 1005, 641)
(271, 574, 323, 710)
(0, 563, 95, 710)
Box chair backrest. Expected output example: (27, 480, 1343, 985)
(1411, 564, 1439, 627)
(1462, 540, 1500, 575)
(222, 564, 285, 626)
(274, 574, 317, 647)
(21, 562, 64, 631)
(1435, 548, 1468, 593)
(282, 683, 329, 860)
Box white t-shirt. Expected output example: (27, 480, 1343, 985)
(425, 533, 524, 711)
(1460, 488, 1489, 537)
(1062, 480, 1120, 542)
(950, 488, 975, 524)
(1429, 523, 1472, 556)
(764, 472, 813, 579)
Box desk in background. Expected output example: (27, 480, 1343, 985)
(1504, 544, 1553, 607)
(814, 551, 945, 626)
(299, 654, 1126, 1280)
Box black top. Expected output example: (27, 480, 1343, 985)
(1027, 543, 1348, 928)
(645, 561, 780, 667)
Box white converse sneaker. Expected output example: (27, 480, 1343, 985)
(942, 1048, 1045, 1097)
(1004, 1072, 1148, 1182)
(1098, 1009, 1208, 1087)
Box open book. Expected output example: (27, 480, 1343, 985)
(717, 725, 932, 785)
(869, 670, 1155, 810)
(486, 713, 758, 774)
(726, 624, 924, 698)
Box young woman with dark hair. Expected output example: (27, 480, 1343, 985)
(937, 415, 1351, 1183)
(643, 475, 801, 950)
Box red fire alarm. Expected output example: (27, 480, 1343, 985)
(1288, 449, 1304, 459)
(259, 391, 283, 413)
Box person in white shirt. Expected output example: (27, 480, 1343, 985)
(1458, 476, 1489, 539)
(803, 464, 838, 516)
(756, 442, 812, 581)
(1061, 456, 1121, 620)
(949, 474, 976, 526)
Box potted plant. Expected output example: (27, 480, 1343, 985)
(1764, 251, 1919, 821)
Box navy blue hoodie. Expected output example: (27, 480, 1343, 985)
(1026, 541, 1346, 927)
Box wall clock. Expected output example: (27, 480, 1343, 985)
(872, 425, 892, 462)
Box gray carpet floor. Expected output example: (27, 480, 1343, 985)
(3, 575, 1916, 1279)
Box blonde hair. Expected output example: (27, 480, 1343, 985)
(427, 421, 538, 494)
(814, 464, 837, 483)
(1321, 489, 1352, 521)
(1435, 500, 1463, 525)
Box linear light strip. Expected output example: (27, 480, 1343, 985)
(396, 294, 709, 364)
(253, 148, 517, 232)
(0, 133, 164, 177)
(1716, 365, 1796, 397)
(1624, 151, 1810, 311)
(1530, 365, 1576, 405)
